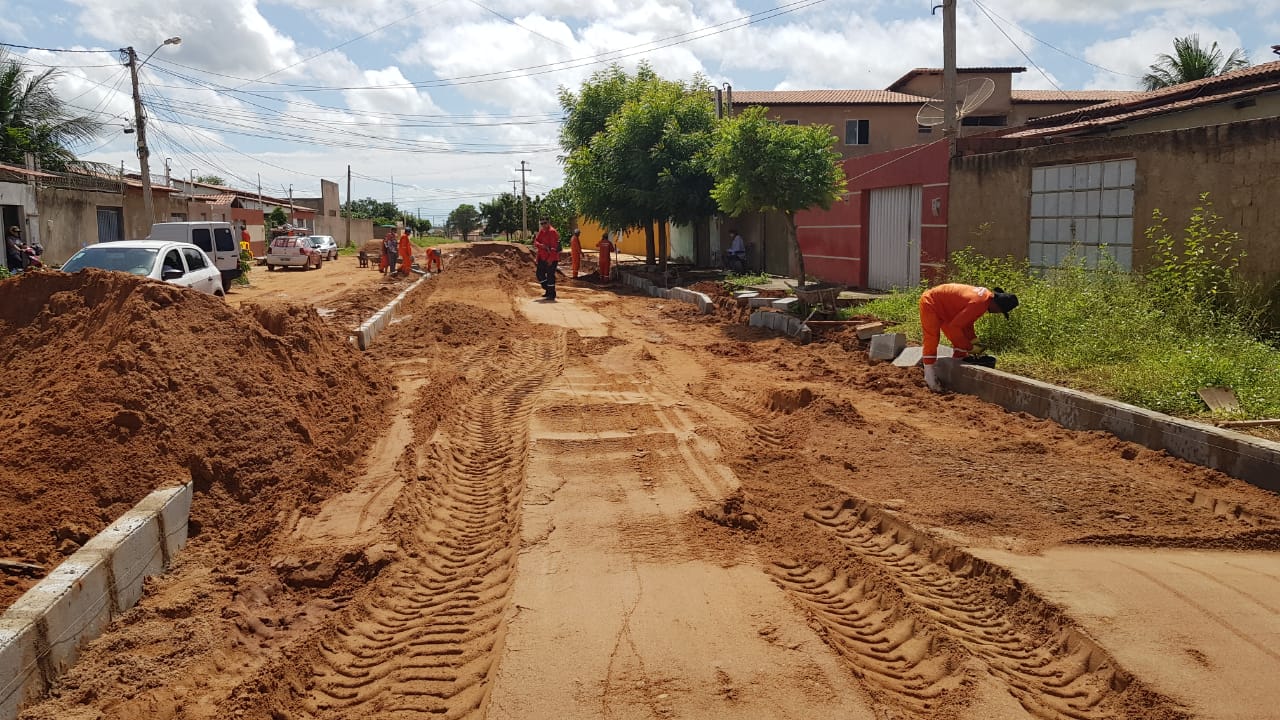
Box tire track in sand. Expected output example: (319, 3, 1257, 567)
(802, 498, 1164, 720)
(299, 336, 561, 719)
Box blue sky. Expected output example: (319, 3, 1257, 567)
(1, 0, 1275, 221)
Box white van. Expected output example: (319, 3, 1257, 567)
(149, 222, 241, 290)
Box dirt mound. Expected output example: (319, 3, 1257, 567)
(369, 299, 516, 354)
(447, 241, 534, 269)
(0, 269, 387, 607)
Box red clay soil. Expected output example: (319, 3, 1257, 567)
(0, 269, 388, 608)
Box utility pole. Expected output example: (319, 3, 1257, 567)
(288, 184, 294, 226)
(511, 180, 518, 196)
(517, 161, 531, 240)
(346, 165, 353, 247)
(122, 37, 180, 227)
(163, 157, 172, 188)
(125, 47, 155, 226)
(942, 0, 958, 138)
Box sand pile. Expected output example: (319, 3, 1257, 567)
(0, 269, 387, 607)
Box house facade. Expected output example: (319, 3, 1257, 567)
(794, 60, 1280, 290)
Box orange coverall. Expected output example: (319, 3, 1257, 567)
(398, 232, 413, 274)
(597, 237, 613, 281)
(918, 283, 994, 365)
(425, 246, 443, 272)
(570, 233, 582, 278)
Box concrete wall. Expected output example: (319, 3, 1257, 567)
(748, 104, 934, 160)
(949, 117, 1280, 285)
(34, 187, 122, 263)
(796, 140, 950, 287)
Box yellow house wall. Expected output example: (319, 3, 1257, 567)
(575, 217, 672, 257)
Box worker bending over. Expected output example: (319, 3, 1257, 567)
(424, 245, 443, 272)
(919, 283, 1018, 392)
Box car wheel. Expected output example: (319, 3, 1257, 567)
(267, 263, 274, 271)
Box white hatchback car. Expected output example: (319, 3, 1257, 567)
(267, 235, 323, 271)
(61, 240, 225, 296)
(307, 235, 340, 261)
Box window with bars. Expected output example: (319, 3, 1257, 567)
(844, 119, 870, 145)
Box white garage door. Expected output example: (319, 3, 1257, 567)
(867, 186, 922, 290)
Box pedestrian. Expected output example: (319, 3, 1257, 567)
(597, 232, 613, 282)
(5, 225, 26, 272)
(533, 217, 560, 300)
(425, 245, 443, 272)
(918, 283, 1019, 392)
(398, 227, 413, 276)
(726, 229, 746, 272)
(569, 228, 582, 279)
(381, 231, 397, 274)
(240, 223, 251, 256)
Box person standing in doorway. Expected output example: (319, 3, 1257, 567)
(533, 217, 561, 300)
(569, 228, 582, 279)
(597, 231, 613, 282)
(5, 225, 26, 272)
(726, 229, 746, 273)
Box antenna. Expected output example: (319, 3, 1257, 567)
(916, 77, 997, 127)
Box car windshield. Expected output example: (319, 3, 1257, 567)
(61, 246, 159, 275)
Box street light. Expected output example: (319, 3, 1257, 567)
(123, 36, 181, 226)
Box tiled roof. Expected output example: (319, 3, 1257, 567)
(0, 162, 53, 178)
(731, 90, 926, 105)
(1011, 90, 1138, 103)
(191, 193, 238, 206)
(887, 66, 1026, 91)
(1005, 80, 1280, 137)
(1017, 60, 1280, 131)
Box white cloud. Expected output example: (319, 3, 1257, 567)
(1082, 23, 1245, 89)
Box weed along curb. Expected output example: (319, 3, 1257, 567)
(351, 276, 426, 350)
(936, 358, 1280, 491)
(0, 484, 193, 720)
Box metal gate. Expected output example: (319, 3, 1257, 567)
(867, 186, 921, 290)
(96, 207, 123, 243)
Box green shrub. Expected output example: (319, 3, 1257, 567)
(723, 272, 768, 291)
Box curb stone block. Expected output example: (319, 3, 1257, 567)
(771, 297, 799, 311)
(868, 333, 906, 361)
(748, 297, 774, 308)
(0, 618, 42, 718)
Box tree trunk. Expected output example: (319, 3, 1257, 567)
(643, 221, 656, 266)
(657, 221, 668, 273)
(787, 212, 805, 289)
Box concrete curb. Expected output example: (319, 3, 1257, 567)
(351, 276, 426, 350)
(749, 310, 812, 344)
(1, 484, 192, 720)
(936, 359, 1280, 491)
(619, 271, 712, 314)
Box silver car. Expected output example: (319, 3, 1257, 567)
(308, 235, 340, 260)
(61, 240, 225, 296)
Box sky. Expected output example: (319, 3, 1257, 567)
(1, 0, 1275, 223)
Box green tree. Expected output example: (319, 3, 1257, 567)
(1142, 35, 1249, 90)
(267, 207, 288, 227)
(193, 174, 225, 186)
(561, 65, 716, 268)
(447, 203, 482, 241)
(708, 106, 847, 288)
(532, 186, 578, 241)
(342, 197, 400, 223)
(0, 49, 104, 171)
(480, 192, 522, 239)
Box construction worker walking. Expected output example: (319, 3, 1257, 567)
(533, 217, 560, 300)
(919, 283, 1018, 392)
(597, 232, 613, 282)
(569, 228, 582, 278)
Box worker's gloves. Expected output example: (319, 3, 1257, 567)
(923, 364, 943, 392)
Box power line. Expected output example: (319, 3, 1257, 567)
(465, 0, 574, 50)
(0, 42, 115, 54)
(969, 0, 1142, 80)
(970, 0, 1064, 95)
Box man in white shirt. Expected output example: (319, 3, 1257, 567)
(727, 229, 746, 272)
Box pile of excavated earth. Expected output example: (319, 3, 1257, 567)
(4, 243, 1278, 720)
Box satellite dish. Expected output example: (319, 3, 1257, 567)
(915, 77, 997, 127)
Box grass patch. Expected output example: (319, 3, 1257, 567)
(723, 272, 769, 291)
(862, 198, 1280, 420)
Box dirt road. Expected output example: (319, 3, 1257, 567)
(9, 244, 1280, 719)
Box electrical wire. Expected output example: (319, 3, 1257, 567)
(465, 0, 574, 50)
(969, 0, 1143, 80)
(970, 0, 1065, 95)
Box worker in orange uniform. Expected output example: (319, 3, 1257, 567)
(380, 231, 395, 273)
(533, 217, 561, 300)
(398, 228, 413, 276)
(425, 245, 443, 272)
(596, 232, 613, 282)
(919, 283, 1018, 392)
(569, 228, 582, 278)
